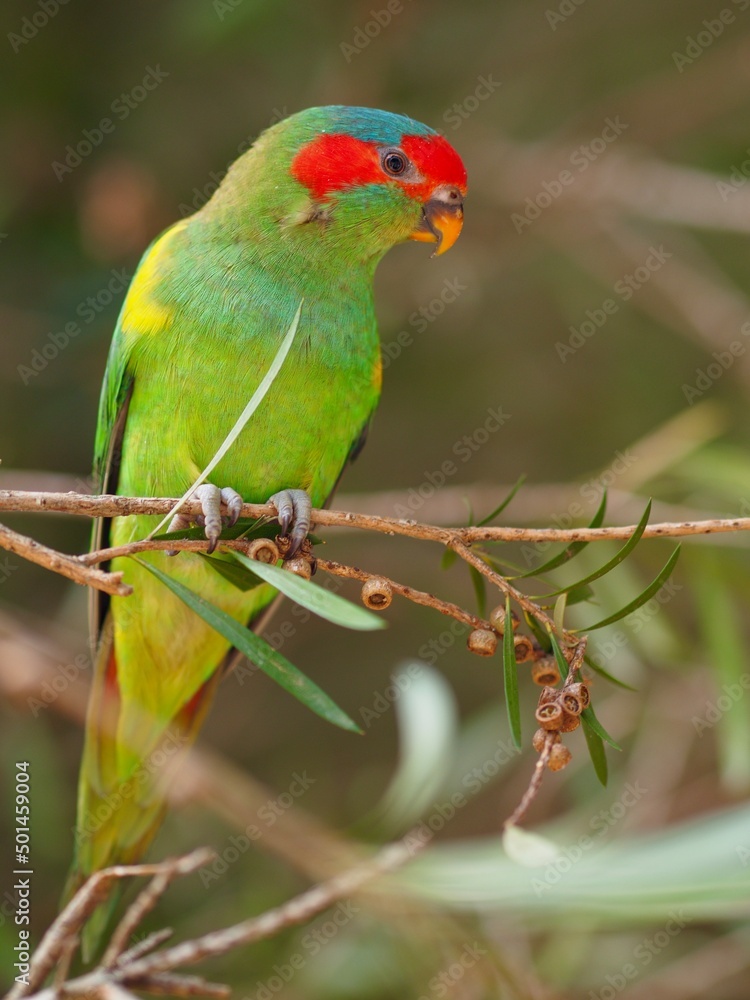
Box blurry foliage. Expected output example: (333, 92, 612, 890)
(2, 0, 750, 996)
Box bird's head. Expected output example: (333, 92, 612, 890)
(212, 106, 467, 266)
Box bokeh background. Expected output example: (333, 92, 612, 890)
(2, 0, 750, 996)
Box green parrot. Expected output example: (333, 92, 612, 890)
(70, 105, 466, 943)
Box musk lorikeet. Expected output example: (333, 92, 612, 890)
(70, 105, 466, 945)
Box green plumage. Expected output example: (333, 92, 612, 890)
(69, 105, 464, 952)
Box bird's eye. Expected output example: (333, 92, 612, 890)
(382, 150, 408, 176)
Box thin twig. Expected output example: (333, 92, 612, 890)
(1, 490, 749, 544)
(0, 520, 130, 596)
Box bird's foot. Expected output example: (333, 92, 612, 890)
(167, 484, 244, 555)
(268, 488, 312, 557)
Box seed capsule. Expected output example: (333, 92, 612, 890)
(513, 635, 535, 663)
(489, 605, 519, 634)
(245, 537, 280, 564)
(284, 557, 312, 580)
(361, 577, 393, 610)
(535, 700, 563, 731)
(547, 743, 572, 771)
(558, 710, 580, 733)
(561, 690, 585, 717)
(467, 628, 498, 656)
(538, 685, 558, 705)
(531, 656, 561, 687)
(566, 681, 590, 710)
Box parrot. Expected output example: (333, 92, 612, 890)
(69, 105, 466, 950)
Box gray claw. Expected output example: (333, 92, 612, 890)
(166, 483, 244, 556)
(221, 487, 244, 527)
(269, 488, 312, 556)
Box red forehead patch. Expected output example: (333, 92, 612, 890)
(291, 132, 467, 201)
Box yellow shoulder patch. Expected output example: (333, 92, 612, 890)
(120, 220, 188, 337)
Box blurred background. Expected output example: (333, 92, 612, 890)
(2, 0, 750, 996)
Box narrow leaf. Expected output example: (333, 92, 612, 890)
(134, 557, 360, 732)
(469, 565, 487, 618)
(199, 553, 263, 591)
(580, 546, 681, 631)
(502, 824, 560, 867)
(584, 654, 637, 691)
(548, 631, 570, 681)
(553, 593, 567, 636)
(516, 490, 607, 579)
(539, 500, 653, 599)
(441, 548, 458, 570)
(477, 475, 527, 526)
(581, 703, 622, 751)
(148, 300, 303, 538)
(503, 596, 522, 748)
(582, 719, 608, 786)
(524, 612, 551, 652)
(233, 554, 386, 631)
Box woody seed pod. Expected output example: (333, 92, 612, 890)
(467, 628, 498, 657)
(561, 689, 585, 717)
(513, 634, 535, 663)
(285, 557, 312, 580)
(531, 656, 561, 687)
(489, 605, 519, 634)
(566, 681, 590, 710)
(538, 685, 559, 705)
(535, 700, 563, 731)
(361, 577, 393, 610)
(547, 743, 572, 772)
(245, 537, 280, 564)
(558, 710, 580, 733)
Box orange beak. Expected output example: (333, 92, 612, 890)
(410, 185, 465, 256)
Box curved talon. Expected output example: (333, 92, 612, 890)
(221, 487, 244, 527)
(166, 483, 245, 556)
(269, 488, 312, 557)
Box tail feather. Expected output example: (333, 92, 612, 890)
(66, 616, 223, 961)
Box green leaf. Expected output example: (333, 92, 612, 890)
(584, 654, 637, 691)
(469, 565, 487, 617)
(548, 631, 570, 680)
(582, 718, 608, 786)
(524, 612, 551, 652)
(539, 500, 653, 599)
(553, 593, 567, 636)
(580, 545, 681, 632)
(134, 557, 360, 733)
(440, 548, 458, 570)
(232, 554, 386, 631)
(477, 475, 527, 526)
(198, 553, 263, 591)
(502, 596, 522, 748)
(581, 703, 622, 751)
(564, 583, 595, 606)
(516, 490, 607, 579)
